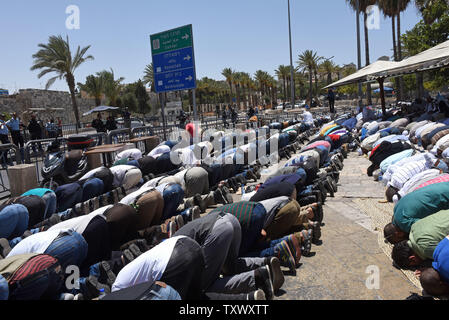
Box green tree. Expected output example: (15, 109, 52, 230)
(347, 0, 377, 104)
(135, 79, 151, 119)
(31, 35, 94, 132)
(98, 69, 125, 106)
(297, 50, 321, 105)
(143, 63, 155, 92)
(319, 59, 336, 86)
(221, 68, 234, 105)
(401, 8, 449, 96)
(275, 65, 289, 103)
(122, 93, 138, 112)
(77, 75, 104, 106)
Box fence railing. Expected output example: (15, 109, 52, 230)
(107, 128, 132, 145)
(0, 108, 354, 200)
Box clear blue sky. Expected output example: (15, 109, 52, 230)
(0, 0, 422, 93)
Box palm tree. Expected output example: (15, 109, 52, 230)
(347, 0, 376, 105)
(275, 65, 289, 103)
(255, 70, 268, 99)
(415, 0, 445, 24)
(297, 50, 321, 105)
(222, 68, 234, 105)
(320, 60, 336, 86)
(77, 75, 104, 106)
(31, 35, 94, 132)
(143, 63, 155, 92)
(232, 72, 244, 110)
(397, 0, 412, 100)
(97, 69, 125, 107)
(378, 0, 411, 100)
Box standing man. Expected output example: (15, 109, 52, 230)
(6, 113, 25, 148)
(57, 118, 63, 137)
(123, 108, 131, 129)
(6, 113, 25, 163)
(46, 119, 58, 139)
(92, 113, 106, 145)
(27, 114, 43, 153)
(105, 115, 118, 132)
(231, 106, 238, 128)
(327, 89, 335, 114)
(0, 113, 11, 168)
(222, 107, 229, 129)
(92, 113, 106, 133)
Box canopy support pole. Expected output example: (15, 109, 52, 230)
(378, 77, 386, 118)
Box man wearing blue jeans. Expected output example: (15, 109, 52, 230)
(7, 229, 88, 270)
(0, 253, 64, 300)
(0, 274, 8, 300)
(22, 188, 57, 222)
(0, 204, 29, 241)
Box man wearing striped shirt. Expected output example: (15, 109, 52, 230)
(385, 153, 448, 201)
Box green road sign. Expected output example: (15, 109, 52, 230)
(150, 24, 193, 55)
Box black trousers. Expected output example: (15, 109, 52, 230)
(329, 100, 335, 114)
(80, 215, 112, 276)
(0, 134, 10, 165)
(160, 237, 205, 300)
(11, 130, 24, 148)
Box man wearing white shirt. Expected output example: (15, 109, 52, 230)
(7, 228, 88, 270)
(386, 154, 448, 202)
(109, 165, 142, 190)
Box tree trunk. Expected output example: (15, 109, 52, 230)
(228, 82, 233, 105)
(391, 15, 401, 103)
(397, 13, 405, 101)
(308, 69, 313, 105)
(364, 12, 372, 105)
(66, 73, 80, 133)
(416, 72, 425, 99)
(236, 84, 241, 110)
(283, 78, 287, 103)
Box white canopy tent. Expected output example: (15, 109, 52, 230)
(368, 40, 449, 80)
(324, 60, 399, 89)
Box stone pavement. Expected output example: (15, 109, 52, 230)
(277, 153, 419, 300)
(217, 150, 419, 300)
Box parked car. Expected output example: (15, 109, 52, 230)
(116, 117, 144, 128)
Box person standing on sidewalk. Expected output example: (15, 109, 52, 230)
(6, 113, 25, 148)
(28, 114, 43, 153)
(0, 113, 12, 168)
(327, 89, 335, 114)
(6, 113, 25, 163)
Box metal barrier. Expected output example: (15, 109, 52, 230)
(131, 126, 154, 138)
(23, 132, 107, 184)
(23, 138, 69, 185)
(0, 144, 22, 200)
(107, 128, 132, 145)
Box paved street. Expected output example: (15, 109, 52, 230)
(277, 153, 419, 300)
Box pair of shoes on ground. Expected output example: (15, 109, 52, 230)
(255, 257, 284, 300)
(213, 186, 234, 205)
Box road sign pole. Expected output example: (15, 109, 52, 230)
(190, 24, 198, 122)
(160, 93, 167, 141)
(288, 0, 295, 107)
(193, 89, 198, 121)
(151, 24, 197, 122)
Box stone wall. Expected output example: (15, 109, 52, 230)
(0, 89, 96, 123)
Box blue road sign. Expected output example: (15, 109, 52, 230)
(153, 47, 194, 75)
(154, 67, 196, 93)
(151, 25, 197, 93)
